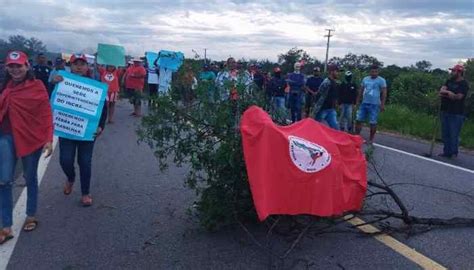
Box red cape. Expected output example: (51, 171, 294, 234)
(240, 106, 367, 221)
(0, 79, 53, 157)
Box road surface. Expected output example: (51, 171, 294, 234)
(2, 100, 473, 269)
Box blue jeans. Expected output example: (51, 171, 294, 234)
(441, 112, 465, 156)
(339, 104, 353, 131)
(59, 138, 95, 195)
(0, 132, 42, 228)
(315, 109, 339, 130)
(288, 93, 303, 123)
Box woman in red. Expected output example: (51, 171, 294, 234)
(99, 65, 123, 123)
(0, 51, 53, 244)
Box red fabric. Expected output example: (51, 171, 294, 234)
(124, 65, 146, 90)
(100, 68, 122, 93)
(0, 79, 53, 157)
(240, 106, 367, 221)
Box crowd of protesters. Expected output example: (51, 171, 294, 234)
(0, 50, 469, 245)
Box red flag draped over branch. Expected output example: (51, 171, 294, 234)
(240, 106, 367, 221)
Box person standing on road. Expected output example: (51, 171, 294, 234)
(124, 58, 146, 117)
(99, 65, 122, 123)
(0, 51, 53, 244)
(313, 64, 340, 130)
(33, 53, 51, 95)
(199, 64, 217, 101)
(51, 54, 107, 207)
(338, 71, 358, 132)
(48, 57, 66, 97)
(267, 67, 287, 115)
(304, 67, 324, 118)
(355, 65, 387, 144)
(287, 62, 305, 123)
(438, 64, 470, 158)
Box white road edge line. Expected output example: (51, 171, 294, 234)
(0, 137, 58, 270)
(374, 143, 474, 174)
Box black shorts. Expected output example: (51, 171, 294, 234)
(126, 88, 143, 105)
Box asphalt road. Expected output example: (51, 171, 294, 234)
(4, 101, 474, 269)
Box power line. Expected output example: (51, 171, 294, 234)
(324, 29, 335, 73)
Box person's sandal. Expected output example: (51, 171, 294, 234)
(0, 230, 13, 245)
(23, 218, 38, 232)
(81, 195, 93, 207)
(64, 181, 74, 195)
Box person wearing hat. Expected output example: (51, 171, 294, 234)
(438, 64, 469, 158)
(355, 65, 387, 144)
(124, 58, 146, 117)
(313, 63, 340, 130)
(304, 67, 324, 118)
(338, 70, 358, 132)
(47, 57, 66, 97)
(287, 62, 306, 123)
(268, 66, 287, 115)
(0, 51, 53, 243)
(51, 53, 107, 207)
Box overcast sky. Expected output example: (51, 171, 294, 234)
(1, 0, 472, 68)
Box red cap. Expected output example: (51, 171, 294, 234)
(449, 64, 464, 72)
(5, 51, 29, 66)
(70, 53, 88, 63)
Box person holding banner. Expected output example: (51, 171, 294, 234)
(0, 51, 53, 244)
(51, 54, 107, 207)
(124, 58, 146, 117)
(99, 65, 122, 123)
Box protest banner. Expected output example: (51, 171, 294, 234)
(50, 70, 107, 141)
(157, 50, 184, 72)
(97, 43, 126, 67)
(146, 51, 159, 84)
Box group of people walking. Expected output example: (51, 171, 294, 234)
(0, 49, 469, 245)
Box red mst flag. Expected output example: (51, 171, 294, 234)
(240, 106, 367, 221)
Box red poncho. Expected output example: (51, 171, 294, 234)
(240, 106, 367, 221)
(0, 79, 53, 157)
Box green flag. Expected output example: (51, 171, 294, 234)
(96, 43, 126, 67)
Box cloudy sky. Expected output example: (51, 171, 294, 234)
(1, 0, 472, 68)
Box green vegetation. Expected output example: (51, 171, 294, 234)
(378, 104, 474, 149)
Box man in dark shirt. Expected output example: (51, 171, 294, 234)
(313, 64, 340, 130)
(438, 64, 470, 158)
(338, 71, 358, 132)
(268, 67, 287, 115)
(33, 53, 51, 90)
(304, 67, 324, 117)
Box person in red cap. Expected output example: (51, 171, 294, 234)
(313, 63, 340, 130)
(124, 58, 146, 117)
(0, 50, 53, 244)
(51, 53, 107, 206)
(438, 64, 470, 158)
(267, 66, 287, 116)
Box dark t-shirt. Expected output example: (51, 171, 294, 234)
(440, 78, 469, 115)
(33, 65, 51, 89)
(339, 81, 358, 104)
(268, 77, 286, 97)
(321, 78, 338, 110)
(306, 76, 323, 92)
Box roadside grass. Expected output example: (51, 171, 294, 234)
(378, 104, 474, 149)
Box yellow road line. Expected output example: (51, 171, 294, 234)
(346, 216, 447, 270)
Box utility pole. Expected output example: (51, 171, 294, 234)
(204, 48, 207, 64)
(324, 29, 335, 73)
